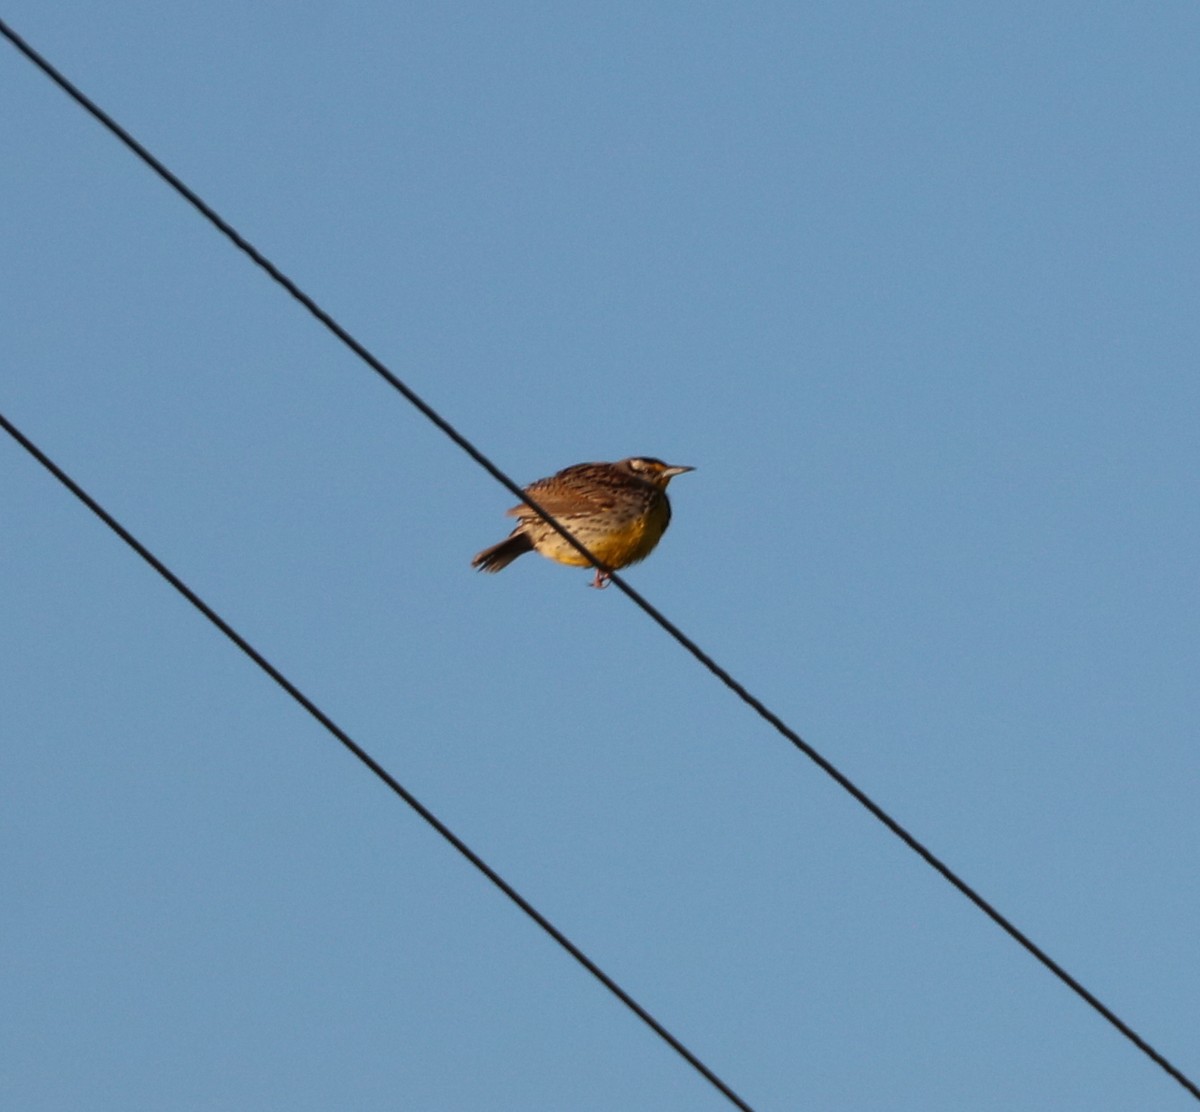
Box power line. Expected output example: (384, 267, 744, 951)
(2, 18, 1197, 1104)
(0, 409, 755, 1112)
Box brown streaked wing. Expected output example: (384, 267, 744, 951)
(505, 463, 620, 518)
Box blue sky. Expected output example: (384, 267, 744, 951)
(3, 3, 1198, 1109)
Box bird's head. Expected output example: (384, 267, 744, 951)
(620, 457, 695, 487)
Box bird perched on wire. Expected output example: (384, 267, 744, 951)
(472, 457, 694, 588)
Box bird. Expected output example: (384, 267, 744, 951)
(472, 457, 694, 588)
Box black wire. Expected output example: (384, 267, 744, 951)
(3, 17, 1197, 1104)
(0, 409, 755, 1112)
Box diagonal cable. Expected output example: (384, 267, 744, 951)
(2, 18, 1197, 1103)
(0, 408, 755, 1112)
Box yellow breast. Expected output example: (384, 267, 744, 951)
(533, 496, 671, 570)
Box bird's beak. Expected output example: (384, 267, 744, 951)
(662, 465, 695, 479)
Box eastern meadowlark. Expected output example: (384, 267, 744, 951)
(472, 457, 694, 588)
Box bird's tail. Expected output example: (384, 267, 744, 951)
(471, 532, 534, 573)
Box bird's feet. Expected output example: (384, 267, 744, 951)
(589, 570, 611, 589)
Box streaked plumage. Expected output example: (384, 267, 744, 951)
(472, 457, 694, 587)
